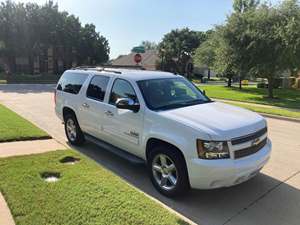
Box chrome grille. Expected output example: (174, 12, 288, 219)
(234, 138, 267, 159)
(231, 127, 267, 145)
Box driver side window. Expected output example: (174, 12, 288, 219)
(109, 79, 138, 105)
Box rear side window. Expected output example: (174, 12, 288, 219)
(57, 72, 87, 95)
(86, 76, 110, 102)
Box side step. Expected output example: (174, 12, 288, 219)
(84, 133, 145, 165)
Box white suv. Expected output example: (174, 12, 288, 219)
(55, 68, 272, 196)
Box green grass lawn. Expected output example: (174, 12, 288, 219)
(0, 104, 50, 142)
(0, 73, 60, 84)
(0, 150, 188, 225)
(225, 102, 300, 119)
(198, 85, 300, 109)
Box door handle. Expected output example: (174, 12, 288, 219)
(82, 103, 90, 108)
(105, 110, 114, 117)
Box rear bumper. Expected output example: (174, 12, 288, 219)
(187, 139, 272, 189)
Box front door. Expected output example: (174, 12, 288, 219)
(102, 78, 144, 157)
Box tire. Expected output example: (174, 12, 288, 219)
(64, 113, 85, 146)
(147, 145, 190, 197)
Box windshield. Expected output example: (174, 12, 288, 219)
(137, 77, 211, 110)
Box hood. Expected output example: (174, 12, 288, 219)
(159, 102, 266, 140)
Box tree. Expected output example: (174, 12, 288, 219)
(277, 0, 300, 77)
(194, 28, 237, 87)
(233, 0, 260, 12)
(230, 0, 260, 88)
(194, 39, 215, 73)
(194, 32, 216, 82)
(0, 0, 110, 73)
(158, 28, 206, 75)
(213, 29, 238, 87)
(197, 0, 300, 97)
(140, 41, 157, 50)
(78, 24, 109, 65)
(224, 2, 287, 98)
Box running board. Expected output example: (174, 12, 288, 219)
(84, 133, 145, 165)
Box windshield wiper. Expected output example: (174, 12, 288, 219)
(182, 99, 213, 106)
(184, 99, 205, 105)
(156, 103, 187, 110)
(156, 100, 209, 111)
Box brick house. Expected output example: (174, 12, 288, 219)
(111, 50, 159, 71)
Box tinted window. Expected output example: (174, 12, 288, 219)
(137, 77, 211, 110)
(57, 72, 87, 94)
(86, 76, 110, 101)
(109, 79, 138, 105)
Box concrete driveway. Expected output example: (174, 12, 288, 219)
(1, 84, 300, 225)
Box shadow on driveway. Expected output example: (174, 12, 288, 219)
(70, 141, 300, 225)
(0, 84, 55, 94)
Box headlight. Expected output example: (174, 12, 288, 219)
(196, 140, 230, 159)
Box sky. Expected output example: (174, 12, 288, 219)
(13, 0, 281, 59)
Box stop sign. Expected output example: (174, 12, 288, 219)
(134, 53, 142, 64)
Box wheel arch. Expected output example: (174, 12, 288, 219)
(146, 138, 186, 165)
(145, 137, 191, 188)
(62, 106, 76, 120)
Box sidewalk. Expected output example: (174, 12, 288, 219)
(0, 139, 66, 158)
(0, 193, 15, 225)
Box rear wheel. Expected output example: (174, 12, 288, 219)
(64, 113, 85, 145)
(148, 145, 189, 197)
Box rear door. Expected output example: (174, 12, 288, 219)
(80, 75, 110, 138)
(101, 78, 144, 156)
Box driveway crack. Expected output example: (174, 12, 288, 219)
(222, 170, 300, 225)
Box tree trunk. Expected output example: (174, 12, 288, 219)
(239, 76, 242, 89)
(267, 77, 274, 98)
(289, 67, 298, 77)
(208, 68, 211, 80)
(3, 57, 12, 75)
(161, 56, 165, 71)
(227, 77, 232, 87)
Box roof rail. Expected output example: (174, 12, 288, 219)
(101, 65, 144, 70)
(72, 66, 122, 74)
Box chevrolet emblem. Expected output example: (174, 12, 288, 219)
(251, 138, 260, 146)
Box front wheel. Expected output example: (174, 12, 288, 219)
(148, 146, 190, 197)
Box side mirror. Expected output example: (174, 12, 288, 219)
(116, 98, 140, 113)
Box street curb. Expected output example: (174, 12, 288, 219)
(260, 113, 300, 123)
(0, 135, 52, 143)
(0, 192, 15, 225)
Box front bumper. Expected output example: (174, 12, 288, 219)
(187, 138, 272, 189)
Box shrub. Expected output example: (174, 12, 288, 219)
(294, 78, 300, 89)
(257, 82, 267, 88)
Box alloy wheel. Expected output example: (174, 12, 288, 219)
(66, 118, 77, 142)
(152, 154, 178, 191)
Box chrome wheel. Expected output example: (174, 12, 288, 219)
(152, 154, 178, 191)
(66, 118, 77, 142)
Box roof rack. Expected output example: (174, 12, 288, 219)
(103, 65, 144, 70)
(72, 66, 122, 74)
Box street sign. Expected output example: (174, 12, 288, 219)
(131, 46, 145, 53)
(134, 53, 142, 64)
